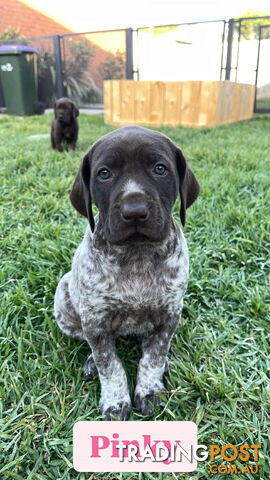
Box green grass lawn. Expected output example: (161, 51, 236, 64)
(0, 113, 269, 480)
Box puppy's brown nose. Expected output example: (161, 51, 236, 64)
(121, 202, 149, 223)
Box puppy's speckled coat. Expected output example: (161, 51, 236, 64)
(54, 125, 199, 420)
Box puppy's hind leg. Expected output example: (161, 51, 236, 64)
(54, 273, 98, 379)
(83, 354, 98, 379)
(54, 272, 84, 341)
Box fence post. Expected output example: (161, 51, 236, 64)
(253, 25, 262, 113)
(225, 18, 234, 80)
(125, 28, 133, 79)
(53, 35, 64, 98)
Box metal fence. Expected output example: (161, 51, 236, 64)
(132, 16, 270, 113)
(254, 24, 270, 112)
(61, 29, 129, 107)
(226, 16, 270, 113)
(0, 17, 270, 113)
(0, 28, 130, 109)
(134, 20, 226, 82)
(134, 16, 270, 114)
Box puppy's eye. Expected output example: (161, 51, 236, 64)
(98, 168, 111, 180)
(154, 164, 167, 176)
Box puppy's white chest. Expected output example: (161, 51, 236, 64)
(75, 224, 189, 333)
(91, 250, 188, 312)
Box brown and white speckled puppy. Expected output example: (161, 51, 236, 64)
(54, 125, 199, 420)
(51, 97, 79, 152)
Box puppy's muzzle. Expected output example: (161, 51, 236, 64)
(121, 199, 149, 225)
(109, 191, 162, 244)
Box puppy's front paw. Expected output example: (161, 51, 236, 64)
(83, 354, 98, 379)
(100, 400, 131, 421)
(134, 386, 167, 416)
(98, 367, 131, 420)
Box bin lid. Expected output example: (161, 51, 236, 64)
(0, 45, 39, 54)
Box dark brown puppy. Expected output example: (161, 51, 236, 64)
(51, 97, 79, 152)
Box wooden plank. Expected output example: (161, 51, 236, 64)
(179, 81, 204, 126)
(238, 84, 253, 120)
(216, 81, 237, 125)
(164, 82, 182, 126)
(103, 80, 112, 124)
(188, 81, 201, 126)
(208, 82, 219, 126)
(104, 80, 254, 128)
(233, 83, 241, 122)
(176, 82, 183, 125)
(111, 80, 121, 124)
(216, 81, 224, 124)
(248, 85, 255, 118)
(198, 81, 219, 127)
(180, 81, 192, 125)
(134, 81, 151, 124)
(119, 80, 135, 123)
(149, 82, 165, 125)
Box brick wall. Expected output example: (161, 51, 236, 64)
(0, 0, 72, 37)
(0, 0, 126, 93)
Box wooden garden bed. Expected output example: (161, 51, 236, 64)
(104, 80, 255, 128)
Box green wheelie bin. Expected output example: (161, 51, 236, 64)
(0, 45, 39, 115)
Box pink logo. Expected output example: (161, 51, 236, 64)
(73, 421, 197, 472)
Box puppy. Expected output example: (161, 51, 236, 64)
(51, 97, 79, 152)
(54, 125, 199, 420)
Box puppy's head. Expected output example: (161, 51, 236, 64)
(70, 126, 199, 244)
(54, 97, 79, 124)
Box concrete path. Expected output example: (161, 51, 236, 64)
(45, 108, 104, 115)
(0, 108, 104, 117)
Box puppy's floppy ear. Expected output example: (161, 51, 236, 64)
(72, 102, 79, 118)
(69, 150, 95, 232)
(74, 105, 79, 117)
(54, 101, 57, 117)
(175, 148, 200, 226)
